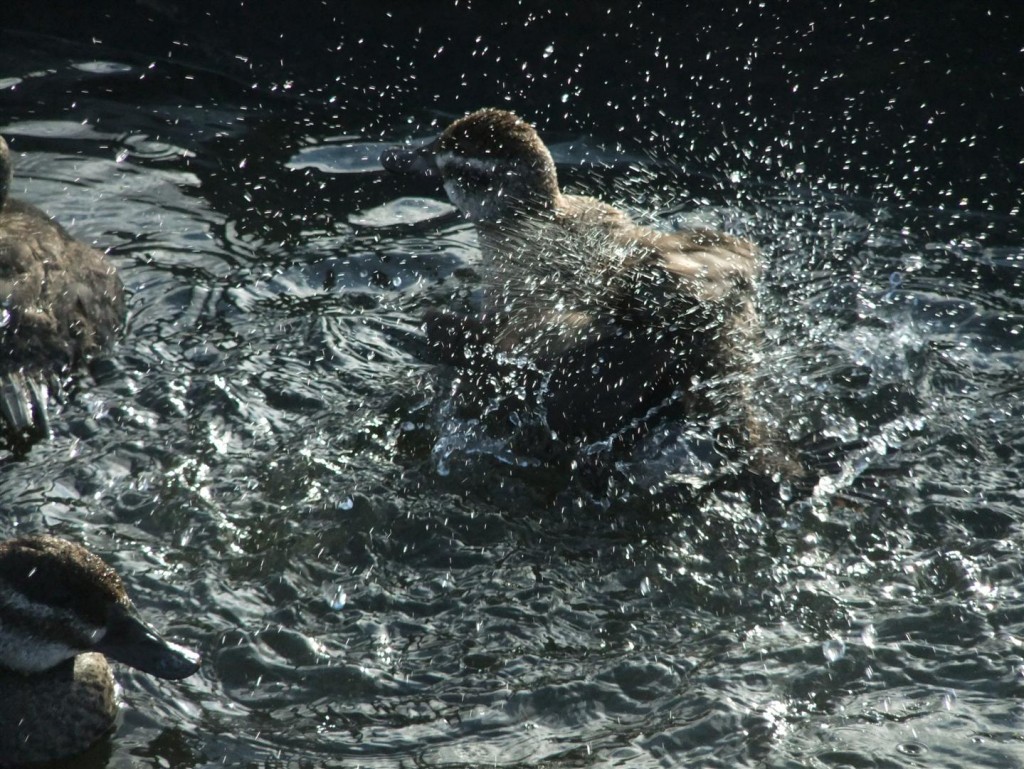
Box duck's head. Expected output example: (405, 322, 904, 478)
(381, 108, 560, 223)
(0, 136, 11, 211)
(0, 535, 200, 679)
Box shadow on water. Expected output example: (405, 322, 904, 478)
(2, 5, 1024, 768)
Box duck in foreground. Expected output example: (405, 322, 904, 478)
(1, 135, 126, 455)
(382, 109, 768, 461)
(0, 535, 201, 766)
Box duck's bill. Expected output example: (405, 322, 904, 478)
(96, 603, 201, 680)
(379, 138, 439, 178)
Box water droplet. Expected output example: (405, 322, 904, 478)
(822, 638, 845, 662)
(114, 148, 129, 163)
(639, 576, 652, 596)
(896, 742, 926, 756)
(942, 689, 957, 710)
(339, 496, 354, 511)
(860, 624, 876, 648)
(323, 584, 347, 611)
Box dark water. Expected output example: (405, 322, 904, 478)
(3, 5, 1024, 768)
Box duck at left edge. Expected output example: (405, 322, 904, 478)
(380, 109, 807, 497)
(0, 535, 201, 767)
(1, 135, 126, 456)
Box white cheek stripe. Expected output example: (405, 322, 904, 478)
(0, 632, 80, 673)
(443, 179, 496, 222)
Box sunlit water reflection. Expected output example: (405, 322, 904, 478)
(2, 35, 1024, 769)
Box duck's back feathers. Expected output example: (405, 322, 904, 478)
(0, 139, 125, 453)
(552, 194, 760, 307)
(639, 226, 760, 303)
(0, 199, 125, 370)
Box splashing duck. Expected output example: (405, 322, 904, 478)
(1, 135, 126, 455)
(0, 535, 200, 765)
(382, 108, 766, 457)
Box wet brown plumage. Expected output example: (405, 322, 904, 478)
(0, 135, 125, 452)
(383, 109, 780, 473)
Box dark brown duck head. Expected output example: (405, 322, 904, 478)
(382, 108, 560, 223)
(0, 535, 201, 678)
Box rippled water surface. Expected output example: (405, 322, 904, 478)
(3, 11, 1024, 769)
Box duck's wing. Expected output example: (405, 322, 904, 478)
(647, 227, 761, 306)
